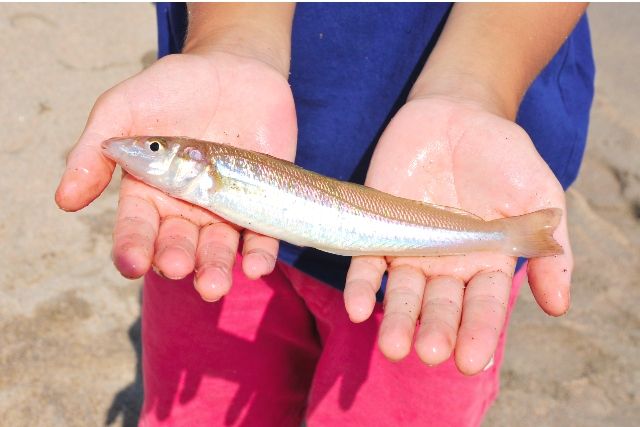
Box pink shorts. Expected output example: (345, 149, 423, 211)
(140, 255, 526, 427)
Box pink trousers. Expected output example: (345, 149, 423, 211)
(140, 255, 526, 427)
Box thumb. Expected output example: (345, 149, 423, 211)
(55, 89, 131, 211)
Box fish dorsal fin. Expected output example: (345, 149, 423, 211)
(420, 202, 484, 220)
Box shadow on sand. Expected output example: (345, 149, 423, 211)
(105, 314, 143, 427)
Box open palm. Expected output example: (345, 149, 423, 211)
(56, 52, 297, 301)
(344, 97, 573, 374)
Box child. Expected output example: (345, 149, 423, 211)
(56, 3, 594, 426)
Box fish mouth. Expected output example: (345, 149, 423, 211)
(101, 137, 135, 161)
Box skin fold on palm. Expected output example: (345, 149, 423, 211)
(344, 97, 573, 375)
(55, 52, 298, 302)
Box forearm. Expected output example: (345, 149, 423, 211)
(183, 3, 295, 77)
(410, 3, 588, 119)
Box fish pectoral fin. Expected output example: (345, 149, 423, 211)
(418, 201, 484, 221)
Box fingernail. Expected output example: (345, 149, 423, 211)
(483, 355, 495, 371)
(553, 287, 571, 316)
(152, 264, 168, 279)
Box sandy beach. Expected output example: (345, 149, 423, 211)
(0, 4, 638, 426)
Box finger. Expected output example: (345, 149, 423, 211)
(153, 216, 199, 280)
(241, 230, 278, 280)
(455, 270, 512, 375)
(415, 276, 464, 366)
(112, 194, 159, 279)
(378, 264, 426, 361)
(55, 89, 131, 211)
(194, 222, 240, 302)
(344, 256, 386, 323)
(527, 206, 573, 316)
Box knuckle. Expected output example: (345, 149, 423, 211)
(465, 293, 508, 314)
(244, 248, 276, 264)
(419, 316, 459, 338)
(197, 242, 236, 264)
(385, 286, 420, 302)
(383, 310, 417, 324)
(197, 259, 232, 278)
(345, 277, 375, 293)
(423, 296, 462, 317)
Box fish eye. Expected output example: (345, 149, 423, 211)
(146, 138, 164, 152)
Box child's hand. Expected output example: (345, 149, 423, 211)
(55, 51, 297, 301)
(343, 97, 573, 375)
(343, 0, 586, 376)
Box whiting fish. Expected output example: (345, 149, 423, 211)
(102, 136, 563, 258)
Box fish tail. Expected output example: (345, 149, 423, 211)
(495, 208, 564, 258)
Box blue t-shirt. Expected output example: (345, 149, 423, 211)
(156, 3, 595, 293)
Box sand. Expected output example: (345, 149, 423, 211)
(0, 4, 638, 426)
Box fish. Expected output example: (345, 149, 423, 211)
(101, 136, 563, 258)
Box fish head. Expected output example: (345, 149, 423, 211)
(102, 136, 210, 193)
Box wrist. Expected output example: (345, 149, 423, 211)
(408, 68, 519, 121)
(183, 28, 290, 78)
(407, 3, 588, 121)
(183, 4, 294, 78)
